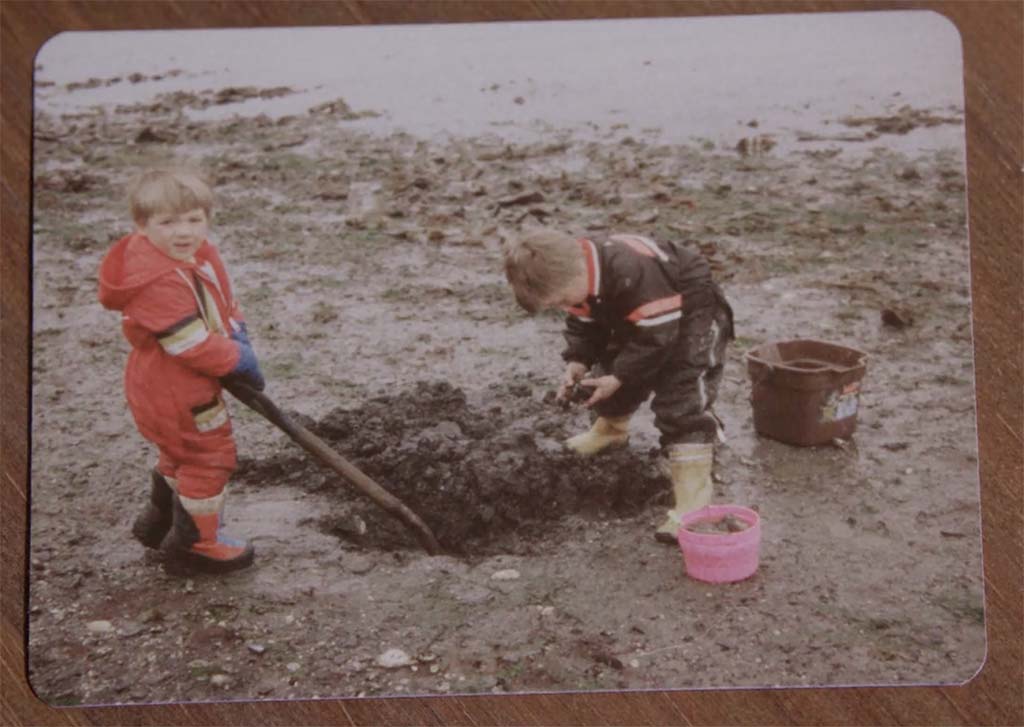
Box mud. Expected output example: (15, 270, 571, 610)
(238, 380, 666, 555)
(685, 515, 750, 534)
(27, 72, 984, 705)
(839, 105, 964, 136)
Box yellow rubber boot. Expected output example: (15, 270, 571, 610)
(654, 442, 714, 543)
(565, 415, 631, 456)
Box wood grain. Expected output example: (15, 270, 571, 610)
(3, 2, 1020, 724)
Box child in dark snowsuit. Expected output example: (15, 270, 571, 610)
(504, 229, 734, 543)
(98, 168, 265, 573)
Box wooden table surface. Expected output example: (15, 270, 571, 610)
(2, 2, 1020, 724)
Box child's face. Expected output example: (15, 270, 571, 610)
(138, 207, 209, 261)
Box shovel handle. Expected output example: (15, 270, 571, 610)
(223, 381, 443, 556)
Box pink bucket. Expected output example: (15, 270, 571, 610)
(677, 505, 761, 583)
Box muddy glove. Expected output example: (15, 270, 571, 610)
(222, 325, 265, 392)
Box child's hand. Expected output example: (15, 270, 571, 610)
(579, 375, 622, 407)
(557, 362, 589, 402)
(223, 339, 265, 392)
(230, 321, 253, 347)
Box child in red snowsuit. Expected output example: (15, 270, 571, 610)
(98, 168, 265, 573)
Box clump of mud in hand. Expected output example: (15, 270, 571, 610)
(236, 381, 665, 555)
(560, 382, 596, 408)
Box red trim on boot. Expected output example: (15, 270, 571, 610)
(190, 512, 253, 565)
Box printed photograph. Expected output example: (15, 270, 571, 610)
(28, 12, 983, 706)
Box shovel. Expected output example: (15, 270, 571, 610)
(223, 380, 443, 555)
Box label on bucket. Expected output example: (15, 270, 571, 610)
(821, 382, 860, 421)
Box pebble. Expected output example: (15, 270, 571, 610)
(376, 648, 413, 669)
(119, 622, 146, 638)
(345, 554, 375, 575)
(139, 608, 164, 623)
(450, 583, 491, 604)
(247, 643, 267, 655)
(286, 662, 301, 672)
(434, 420, 462, 438)
(345, 515, 368, 536)
(210, 674, 230, 687)
(491, 568, 520, 581)
(86, 620, 114, 634)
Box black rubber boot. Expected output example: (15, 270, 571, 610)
(131, 469, 174, 549)
(161, 494, 255, 575)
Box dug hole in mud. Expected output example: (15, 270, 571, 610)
(237, 380, 668, 557)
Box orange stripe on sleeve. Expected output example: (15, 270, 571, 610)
(626, 294, 682, 322)
(618, 237, 656, 257)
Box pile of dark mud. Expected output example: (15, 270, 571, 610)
(235, 381, 667, 555)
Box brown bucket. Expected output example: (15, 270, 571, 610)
(745, 339, 868, 446)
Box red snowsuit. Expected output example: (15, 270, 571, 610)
(98, 232, 245, 499)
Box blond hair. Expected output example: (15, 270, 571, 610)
(503, 229, 583, 314)
(128, 167, 213, 225)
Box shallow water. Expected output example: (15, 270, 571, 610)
(35, 11, 964, 152)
